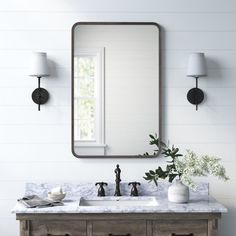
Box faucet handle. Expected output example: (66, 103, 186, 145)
(95, 182, 108, 197)
(128, 181, 141, 186)
(128, 182, 141, 196)
(95, 182, 108, 186)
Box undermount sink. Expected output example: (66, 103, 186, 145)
(79, 197, 159, 207)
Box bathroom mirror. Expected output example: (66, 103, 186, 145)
(72, 22, 160, 158)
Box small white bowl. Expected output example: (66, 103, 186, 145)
(48, 192, 66, 201)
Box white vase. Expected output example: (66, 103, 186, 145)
(168, 179, 189, 203)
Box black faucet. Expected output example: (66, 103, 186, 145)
(114, 164, 122, 196)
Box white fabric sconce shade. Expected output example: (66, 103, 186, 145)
(28, 52, 50, 111)
(29, 52, 50, 77)
(187, 52, 207, 78)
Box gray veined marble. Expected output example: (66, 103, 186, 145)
(23, 182, 209, 199)
(12, 182, 227, 214)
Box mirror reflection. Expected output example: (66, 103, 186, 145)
(72, 23, 160, 157)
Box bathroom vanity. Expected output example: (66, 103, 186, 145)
(13, 183, 227, 236)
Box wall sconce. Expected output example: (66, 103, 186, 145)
(187, 52, 207, 111)
(29, 52, 50, 111)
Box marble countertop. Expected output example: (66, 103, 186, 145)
(12, 195, 227, 214)
(12, 182, 227, 214)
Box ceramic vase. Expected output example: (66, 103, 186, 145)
(168, 179, 189, 203)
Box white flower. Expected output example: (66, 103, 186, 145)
(174, 150, 229, 190)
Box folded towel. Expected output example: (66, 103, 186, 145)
(18, 195, 63, 208)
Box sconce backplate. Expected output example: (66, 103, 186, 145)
(32, 88, 49, 105)
(187, 88, 204, 105)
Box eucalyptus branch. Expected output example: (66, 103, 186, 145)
(143, 134, 182, 186)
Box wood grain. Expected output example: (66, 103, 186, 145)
(30, 220, 86, 236)
(17, 213, 220, 236)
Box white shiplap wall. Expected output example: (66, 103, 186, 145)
(0, 0, 236, 235)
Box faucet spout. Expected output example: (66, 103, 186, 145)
(114, 164, 122, 196)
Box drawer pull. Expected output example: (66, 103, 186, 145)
(172, 234, 193, 236)
(108, 234, 131, 236)
(47, 234, 70, 236)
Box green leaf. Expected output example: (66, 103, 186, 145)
(144, 172, 151, 178)
(149, 170, 155, 175)
(149, 134, 155, 139)
(168, 174, 178, 183)
(175, 154, 183, 157)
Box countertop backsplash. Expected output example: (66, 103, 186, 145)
(25, 182, 209, 200)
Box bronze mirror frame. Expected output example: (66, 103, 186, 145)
(71, 22, 161, 158)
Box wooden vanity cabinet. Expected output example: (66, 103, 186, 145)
(17, 213, 220, 236)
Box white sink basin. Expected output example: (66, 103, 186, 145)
(79, 197, 158, 207)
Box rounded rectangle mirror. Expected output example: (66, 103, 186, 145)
(72, 22, 161, 158)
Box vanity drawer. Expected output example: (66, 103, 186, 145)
(91, 220, 146, 236)
(153, 220, 208, 236)
(30, 220, 87, 236)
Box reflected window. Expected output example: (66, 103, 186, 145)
(74, 48, 104, 146)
